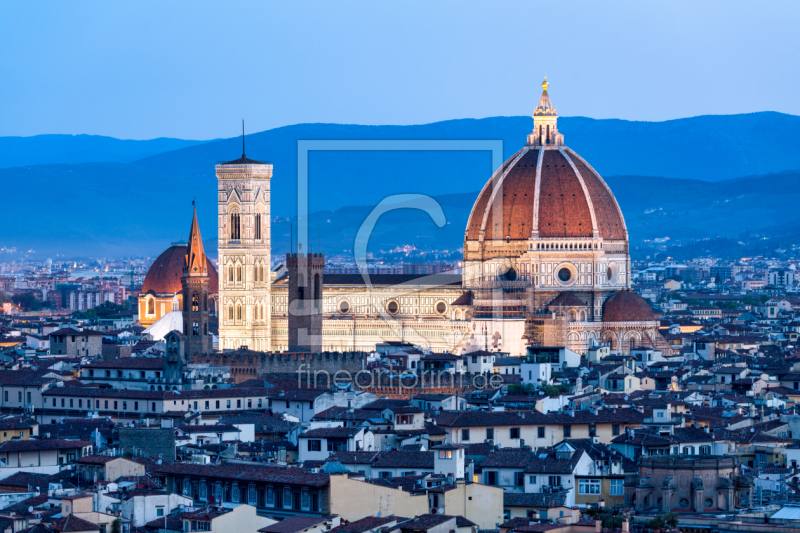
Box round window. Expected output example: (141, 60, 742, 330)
(558, 267, 572, 282)
(606, 262, 618, 284)
(386, 300, 399, 314)
(679, 498, 690, 508)
(705, 498, 713, 508)
(339, 300, 350, 314)
(436, 301, 447, 314)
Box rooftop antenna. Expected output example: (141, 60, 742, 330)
(242, 119, 246, 158)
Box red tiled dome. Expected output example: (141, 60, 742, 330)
(465, 147, 626, 242)
(602, 290, 655, 322)
(141, 245, 218, 295)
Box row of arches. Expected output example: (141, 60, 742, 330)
(226, 261, 269, 285)
(225, 301, 269, 324)
(532, 241, 600, 250)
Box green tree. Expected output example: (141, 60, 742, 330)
(661, 512, 679, 529)
(507, 383, 535, 394)
(540, 383, 571, 397)
(73, 301, 128, 320)
(12, 293, 43, 311)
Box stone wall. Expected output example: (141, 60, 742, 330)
(119, 427, 175, 463)
(101, 344, 131, 360)
(189, 350, 365, 384)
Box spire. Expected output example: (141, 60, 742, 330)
(528, 76, 564, 147)
(242, 119, 246, 158)
(185, 202, 207, 277)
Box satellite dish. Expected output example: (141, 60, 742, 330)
(157, 459, 163, 465)
(27, 506, 33, 514)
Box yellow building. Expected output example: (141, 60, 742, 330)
(0, 419, 32, 442)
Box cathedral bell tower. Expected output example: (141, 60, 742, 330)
(181, 204, 212, 356)
(216, 127, 272, 352)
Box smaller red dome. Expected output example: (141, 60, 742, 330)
(603, 291, 655, 322)
(141, 245, 218, 295)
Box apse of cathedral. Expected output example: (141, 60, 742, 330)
(139, 79, 671, 357)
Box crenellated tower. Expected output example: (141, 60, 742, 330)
(216, 133, 272, 352)
(286, 253, 325, 353)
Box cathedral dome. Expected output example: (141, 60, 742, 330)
(141, 245, 219, 295)
(464, 78, 626, 247)
(465, 146, 626, 242)
(602, 290, 655, 322)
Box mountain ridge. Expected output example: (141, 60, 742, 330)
(3, 112, 800, 257)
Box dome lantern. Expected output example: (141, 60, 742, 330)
(528, 76, 564, 147)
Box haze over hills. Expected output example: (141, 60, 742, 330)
(0, 134, 211, 167)
(2, 112, 800, 258)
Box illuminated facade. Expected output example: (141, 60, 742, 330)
(216, 151, 272, 351)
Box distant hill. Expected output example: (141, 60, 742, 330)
(0, 134, 211, 167)
(3, 112, 800, 257)
(265, 170, 800, 259)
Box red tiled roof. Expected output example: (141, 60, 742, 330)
(603, 291, 656, 322)
(0, 439, 90, 452)
(259, 516, 328, 533)
(48, 515, 100, 532)
(465, 147, 626, 242)
(330, 516, 402, 533)
(155, 463, 329, 487)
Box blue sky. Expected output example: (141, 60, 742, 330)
(2, 1, 799, 140)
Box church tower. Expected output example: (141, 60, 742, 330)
(216, 132, 272, 351)
(182, 204, 212, 356)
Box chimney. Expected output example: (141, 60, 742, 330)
(595, 520, 602, 533)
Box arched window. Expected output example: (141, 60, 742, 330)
(236, 264, 242, 282)
(192, 322, 199, 336)
(236, 304, 242, 321)
(228, 264, 234, 282)
(230, 211, 241, 240)
(147, 298, 155, 315)
(255, 213, 262, 240)
(228, 305, 234, 320)
(261, 265, 266, 282)
(192, 294, 199, 312)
